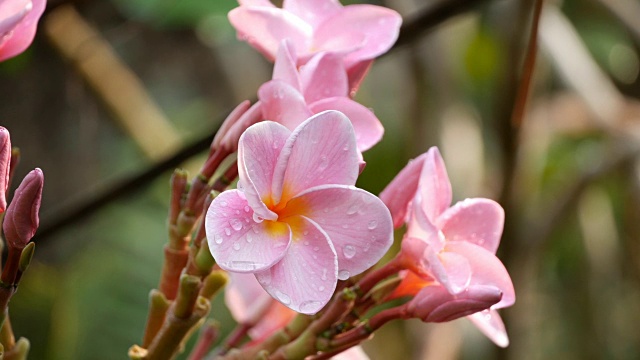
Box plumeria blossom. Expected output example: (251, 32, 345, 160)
(379, 147, 515, 347)
(0, 0, 46, 62)
(206, 110, 393, 314)
(228, 0, 402, 89)
(259, 41, 383, 153)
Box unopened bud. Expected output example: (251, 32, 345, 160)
(407, 284, 502, 323)
(3, 169, 44, 249)
(0, 127, 11, 212)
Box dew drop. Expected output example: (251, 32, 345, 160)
(230, 219, 243, 231)
(233, 242, 241, 251)
(343, 245, 356, 259)
(300, 301, 322, 313)
(229, 261, 259, 271)
(224, 228, 232, 236)
(304, 240, 310, 246)
(341, 224, 349, 229)
(321, 268, 328, 281)
(272, 140, 279, 149)
(319, 286, 325, 292)
(252, 225, 260, 234)
(275, 291, 291, 305)
(313, 246, 320, 252)
(245, 233, 253, 243)
(235, 210, 240, 215)
(220, 201, 228, 207)
(214, 234, 223, 244)
(244, 206, 251, 213)
(346, 204, 359, 215)
(367, 220, 378, 230)
(339, 270, 350, 279)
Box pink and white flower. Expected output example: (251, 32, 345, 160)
(380, 147, 515, 347)
(0, 0, 46, 62)
(206, 110, 393, 314)
(228, 0, 402, 70)
(259, 41, 384, 153)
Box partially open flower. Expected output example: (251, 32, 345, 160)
(3, 168, 43, 249)
(0, 0, 47, 62)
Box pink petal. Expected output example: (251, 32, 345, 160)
(420, 244, 471, 295)
(419, 147, 452, 223)
(271, 111, 359, 204)
(0, 127, 11, 212)
(205, 190, 291, 272)
(299, 52, 349, 104)
(255, 215, 338, 314)
(0, 0, 46, 62)
(258, 80, 313, 130)
(249, 301, 296, 341)
(407, 284, 502, 323)
(467, 309, 510, 348)
(225, 272, 273, 324)
(281, 185, 393, 280)
(228, 7, 312, 61)
(438, 198, 505, 254)
(238, 121, 291, 221)
(445, 242, 515, 309)
(332, 346, 370, 360)
(400, 236, 429, 275)
(346, 60, 373, 95)
(379, 153, 430, 228)
(282, 0, 342, 29)
(309, 97, 383, 152)
(273, 40, 302, 90)
(313, 5, 402, 65)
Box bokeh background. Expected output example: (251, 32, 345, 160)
(1, 0, 640, 359)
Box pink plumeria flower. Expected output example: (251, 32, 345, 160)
(225, 272, 296, 341)
(380, 147, 514, 347)
(228, 0, 401, 91)
(206, 110, 393, 314)
(259, 41, 383, 154)
(0, 0, 46, 62)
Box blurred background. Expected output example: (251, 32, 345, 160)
(1, 0, 640, 358)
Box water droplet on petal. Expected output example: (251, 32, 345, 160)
(343, 245, 356, 259)
(219, 201, 228, 207)
(342, 224, 349, 229)
(233, 242, 241, 251)
(252, 225, 260, 234)
(275, 291, 291, 305)
(300, 301, 322, 313)
(304, 240, 310, 246)
(321, 269, 328, 281)
(319, 286, 325, 292)
(246, 233, 253, 243)
(235, 210, 240, 215)
(346, 204, 359, 215)
(272, 140, 279, 149)
(224, 228, 232, 236)
(230, 219, 243, 231)
(244, 206, 251, 213)
(339, 270, 350, 279)
(313, 246, 320, 252)
(229, 261, 259, 271)
(367, 220, 378, 230)
(214, 235, 223, 244)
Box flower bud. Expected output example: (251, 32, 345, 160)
(3, 168, 43, 249)
(0, 127, 11, 212)
(406, 284, 502, 323)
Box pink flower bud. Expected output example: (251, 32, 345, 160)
(406, 284, 502, 323)
(0, 127, 11, 212)
(0, 0, 47, 62)
(3, 168, 43, 249)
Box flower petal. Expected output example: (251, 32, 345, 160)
(420, 244, 471, 295)
(419, 147, 452, 223)
(228, 7, 312, 61)
(0, 0, 46, 62)
(379, 152, 430, 228)
(225, 272, 273, 324)
(249, 301, 297, 341)
(313, 5, 402, 65)
(438, 198, 505, 254)
(467, 309, 510, 348)
(238, 121, 292, 221)
(272, 110, 359, 204)
(273, 40, 302, 90)
(281, 185, 393, 280)
(346, 59, 373, 95)
(206, 190, 291, 272)
(258, 80, 313, 130)
(299, 52, 349, 104)
(255, 215, 338, 314)
(309, 97, 383, 152)
(238, 0, 275, 7)
(282, 0, 342, 28)
(445, 242, 515, 309)
(407, 284, 502, 323)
